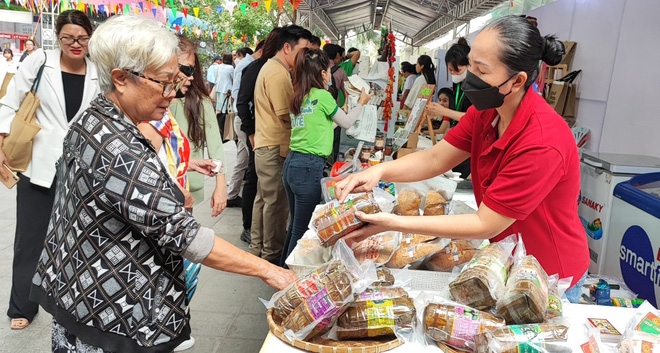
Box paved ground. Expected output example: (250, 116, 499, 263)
(0, 141, 276, 353)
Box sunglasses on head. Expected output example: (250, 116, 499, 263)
(179, 64, 195, 77)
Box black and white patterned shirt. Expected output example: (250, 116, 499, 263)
(30, 94, 215, 353)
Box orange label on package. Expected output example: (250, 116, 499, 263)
(295, 272, 320, 297)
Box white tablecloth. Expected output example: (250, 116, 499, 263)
(259, 303, 635, 353)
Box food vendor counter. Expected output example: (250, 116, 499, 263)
(259, 303, 634, 353)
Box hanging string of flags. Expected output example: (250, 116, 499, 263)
(2, 0, 304, 43)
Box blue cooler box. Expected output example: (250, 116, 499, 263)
(603, 173, 660, 307)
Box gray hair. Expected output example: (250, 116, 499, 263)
(88, 15, 179, 93)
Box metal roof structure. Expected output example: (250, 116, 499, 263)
(297, 0, 506, 46)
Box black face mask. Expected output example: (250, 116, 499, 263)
(175, 89, 185, 99)
(461, 71, 517, 111)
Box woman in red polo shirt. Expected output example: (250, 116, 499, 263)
(335, 15, 589, 303)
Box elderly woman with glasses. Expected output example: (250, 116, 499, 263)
(0, 10, 99, 331)
(28, 15, 296, 353)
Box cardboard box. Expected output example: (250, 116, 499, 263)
(560, 41, 577, 71)
(406, 133, 419, 149)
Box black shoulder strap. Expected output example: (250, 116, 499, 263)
(331, 65, 341, 74)
(30, 51, 48, 94)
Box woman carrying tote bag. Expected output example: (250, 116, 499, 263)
(0, 10, 99, 330)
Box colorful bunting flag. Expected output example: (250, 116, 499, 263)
(251, 1, 257, 7)
(151, 7, 156, 16)
(277, 0, 283, 11)
(226, 0, 235, 15)
(239, 3, 245, 15)
(290, 0, 300, 10)
(192, 6, 198, 17)
(215, 5, 221, 13)
(203, 5, 209, 14)
(182, 7, 187, 17)
(263, 0, 271, 12)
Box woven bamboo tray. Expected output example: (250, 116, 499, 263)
(266, 308, 403, 353)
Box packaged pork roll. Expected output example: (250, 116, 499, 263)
(424, 301, 506, 351)
(334, 297, 416, 340)
(356, 286, 409, 301)
(545, 274, 571, 320)
(496, 237, 549, 324)
(372, 268, 396, 287)
(273, 260, 345, 320)
(282, 269, 353, 340)
(267, 240, 378, 341)
(426, 240, 483, 272)
(474, 324, 570, 353)
(449, 235, 516, 310)
(312, 192, 382, 247)
(353, 232, 402, 266)
(386, 242, 446, 269)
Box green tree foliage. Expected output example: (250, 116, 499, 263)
(168, 0, 298, 65)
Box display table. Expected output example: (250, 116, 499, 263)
(259, 303, 635, 353)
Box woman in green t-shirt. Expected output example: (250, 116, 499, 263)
(281, 48, 372, 264)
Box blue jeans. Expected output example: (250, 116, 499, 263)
(280, 152, 326, 266)
(564, 270, 588, 304)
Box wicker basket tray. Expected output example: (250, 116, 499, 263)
(266, 308, 403, 353)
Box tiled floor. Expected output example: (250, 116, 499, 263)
(0, 141, 275, 353)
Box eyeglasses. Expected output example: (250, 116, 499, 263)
(124, 69, 185, 97)
(59, 36, 90, 46)
(179, 64, 195, 77)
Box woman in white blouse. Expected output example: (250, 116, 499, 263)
(0, 49, 18, 99)
(0, 10, 99, 330)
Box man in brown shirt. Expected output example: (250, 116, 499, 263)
(249, 25, 311, 264)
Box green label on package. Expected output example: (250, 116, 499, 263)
(509, 325, 544, 353)
(636, 313, 660, 335)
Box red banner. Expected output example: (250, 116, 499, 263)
(0, 33, 31, 40)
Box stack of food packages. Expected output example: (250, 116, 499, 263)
(618, 301, 660, 353)
(268, 239, 418, 343)
(267, 240, 380, 341)
(423, 235, 575, 352)
(280, 179, 575, 349)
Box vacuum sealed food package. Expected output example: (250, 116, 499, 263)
(424, 190, 448, 215)
(401, 233, 437, 245)
(273, 261, 349, 320)
(356, 286, 409, 301)
(545, 274, 571, 320)
(496, 237, 549, 324)
(353, 232, 402, 266)
(386, 242, 446, 269)
(474, 324, 570, 353)
(393, 188, 423, 216)
(423, 299, 506, 351)
(449, 235, 516, 310)
(321, 175, 348, 202)
(426, 240, 484, 272)
(266, 240, 378, 341)
(372, 268, 396, 287)
(312, 192, 382, 247)
(333, 297, 416, 340)
(619, 301, 660, 353)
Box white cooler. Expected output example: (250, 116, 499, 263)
(603, 173, 660, 308)
(579, 152, 660, 274)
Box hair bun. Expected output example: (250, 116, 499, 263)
(541, 35, 565, 66)
(457, 37, 469, 47)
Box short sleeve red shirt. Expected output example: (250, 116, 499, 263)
(444, 87, 589, 286)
